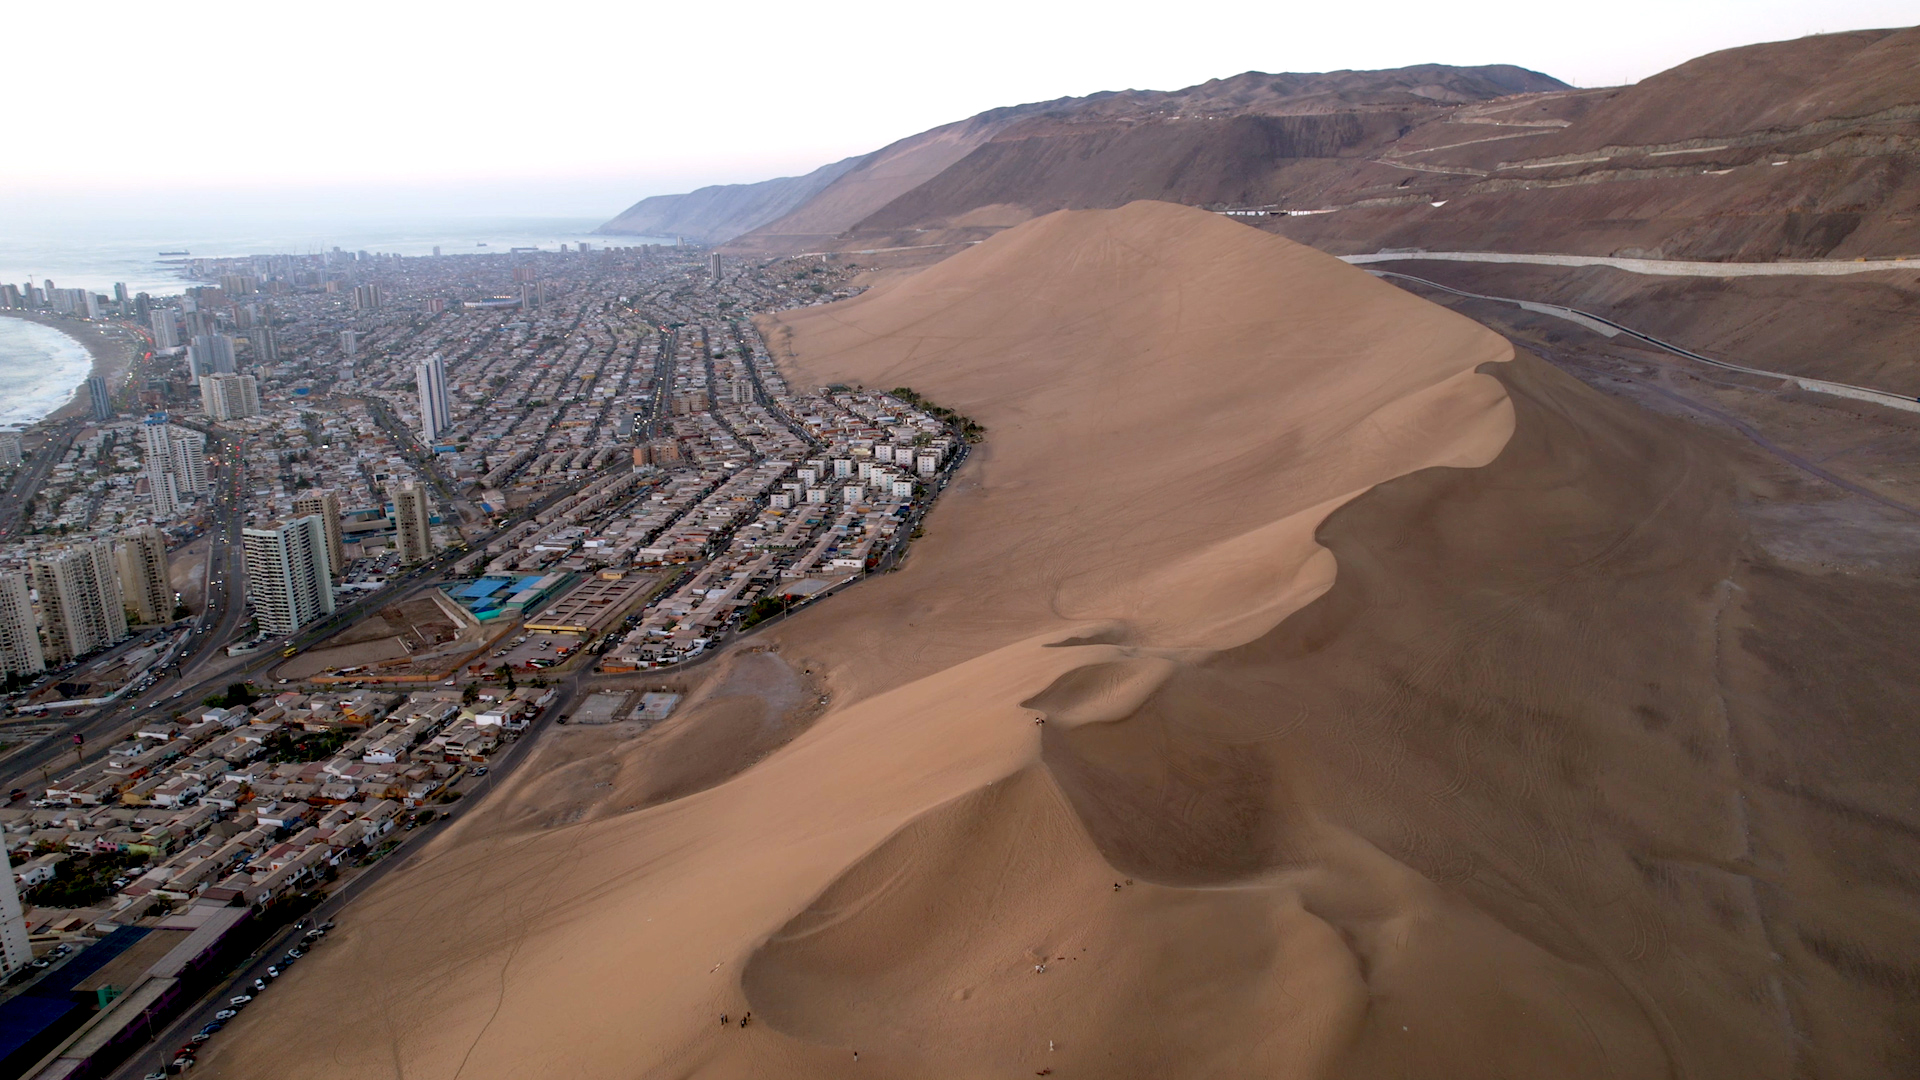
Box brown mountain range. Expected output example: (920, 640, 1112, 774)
(600, 28, 1919, 263)
(597, 63, 1564, 248)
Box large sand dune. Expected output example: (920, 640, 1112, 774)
(200, 202, 1920, 1078)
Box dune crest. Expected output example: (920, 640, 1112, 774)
(200, 202, 1538, 1079)
(769, 200, 1514, 656)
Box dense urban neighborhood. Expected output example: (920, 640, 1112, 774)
(0, 241, 972, 1079)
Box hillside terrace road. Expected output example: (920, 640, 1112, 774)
(1341, 249, 1920, 277)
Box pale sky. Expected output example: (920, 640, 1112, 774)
(8, 0, 1916, 219)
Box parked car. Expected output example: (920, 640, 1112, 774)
(215, 1009, 239, 1021)
(253, 978, 268, 991)
(266, 966, 281, 978)
(228, 994, 252, 1006)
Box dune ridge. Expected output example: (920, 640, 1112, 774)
(199, 202, 1539, 1078)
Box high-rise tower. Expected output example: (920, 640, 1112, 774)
(415, 354, 452, 443)
(189, 333, 236, 377)
(31, 542, 128, 664)
(292, 489, 345, 580)
(391, 483, 434, 565)
(0, 848, 31, 976)
(0, 571, 45, 678)
(243, 516, 335, 635)
(86, 375, 111, 421)
(114, 525, 173, 625)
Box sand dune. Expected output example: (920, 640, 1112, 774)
(201, 202, 1519, 1076)
(199, 202, 1920, 1078)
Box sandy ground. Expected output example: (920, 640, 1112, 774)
(168, 537, 209, 616)
(197, 202, 1920, 1079)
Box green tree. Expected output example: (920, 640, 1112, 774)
(462, 682, 480, 705)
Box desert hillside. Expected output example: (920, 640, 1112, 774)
(601, 28, 1920, 262)
(597, 63, 1565, 252)
(595, 155, 862, 244)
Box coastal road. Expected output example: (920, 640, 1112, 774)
(1342, 250, 1920, 278)
(0, 420, 79, 539)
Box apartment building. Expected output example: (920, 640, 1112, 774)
(391, 482, 434, 565)
(292, 489, 346, 580)
(115, 525, 173, 625)
(0, 571, 45, 677)
(244, 516, 335, 635)
(32, 541, 129, 664)
(199, 373, 262, 421)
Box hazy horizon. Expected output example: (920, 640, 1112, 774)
(7, 0, 1916, 225)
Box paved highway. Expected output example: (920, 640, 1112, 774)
(0, 421, 80, 540)
(1366, 269, 1920, 416)
(1343, 249, 1920, 278)
(1374, 271, 1920, 522)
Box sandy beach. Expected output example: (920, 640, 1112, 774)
(0, 311, 143, 425)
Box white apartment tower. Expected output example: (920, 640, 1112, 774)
(199, 373, 262, 421)
(0, 848, 30, 977)
(0, 571, 45, 678)
(114, 525, 172, 625)
(391, 482, 433, 565)
(149, 308, 179, 351)
(31, 542, 129, 664)
(142, 414, 208, 517)
(292, 489, 346, 580)
(243, 516, 335, 635)
(416, 353, 452, 443)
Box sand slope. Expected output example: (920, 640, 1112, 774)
(203, 202, 1920, 1079)
(200, 202, 1523, 1077)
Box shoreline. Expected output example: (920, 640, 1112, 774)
(0, 311, 142, 427)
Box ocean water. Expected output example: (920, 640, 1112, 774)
(0, 214, 673, 296)
(0, 212, 677, 426)
(0, 317, 95, 427)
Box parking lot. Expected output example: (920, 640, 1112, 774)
(487, 631, 582, 672)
